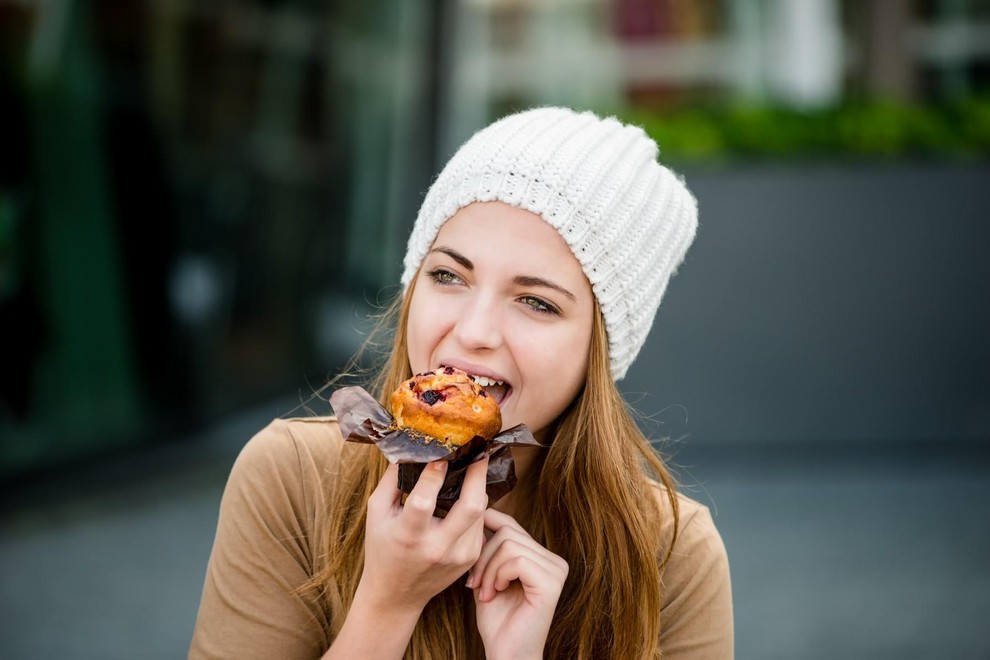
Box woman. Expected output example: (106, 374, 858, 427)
(190, 107, 733, 659)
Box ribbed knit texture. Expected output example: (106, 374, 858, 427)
(401, 106, 698, 380)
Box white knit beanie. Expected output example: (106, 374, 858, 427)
(400, 106, 698, 381)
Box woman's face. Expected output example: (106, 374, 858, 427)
(407, 201, 595, 440)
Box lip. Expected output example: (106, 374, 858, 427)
(438, 359, 509, 384)
(438, 359, 513, 407)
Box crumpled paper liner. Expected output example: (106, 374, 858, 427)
(329, 386, 542, 516)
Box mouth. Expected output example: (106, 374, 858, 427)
(471, 375, 510, 406)
(438, 363, 511, 406)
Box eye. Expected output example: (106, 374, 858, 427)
(519, 295, 561, 316)
(426, 268, 463, 286)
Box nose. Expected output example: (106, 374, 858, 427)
(452, 292, 503, 352)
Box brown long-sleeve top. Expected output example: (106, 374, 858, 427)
(189, 417, 734, 659)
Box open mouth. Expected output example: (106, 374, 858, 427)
(471, 375, 510, 406)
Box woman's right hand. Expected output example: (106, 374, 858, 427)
(358, 455, 490, 612)
(323, 457, 489, 659)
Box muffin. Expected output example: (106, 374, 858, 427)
(390, 366, 502, 448)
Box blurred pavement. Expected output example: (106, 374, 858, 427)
(1, 398, 989, 660)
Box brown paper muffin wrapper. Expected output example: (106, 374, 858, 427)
(329, 386, 542, 516)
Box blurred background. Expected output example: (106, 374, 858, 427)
(1, 0, 988, 658)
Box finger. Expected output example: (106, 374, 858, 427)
(456, 512, 487, 585)
(491, 555, 533, 595)
(483, 507, 526, 534)
(472, 511, 549, 581)
(475, 537, 563, 601)
(443, 454, 490, 534)
(367, 463, 402, 516)
(480, 508, 563, 566)
(400, 460, 448, 529)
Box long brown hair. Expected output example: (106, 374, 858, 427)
(309, 278, 680, 659)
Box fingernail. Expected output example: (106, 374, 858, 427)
(465, 572, 474, 588)
(432, 461, 447, 472)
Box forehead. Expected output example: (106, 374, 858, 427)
(434, 202, 585, 276)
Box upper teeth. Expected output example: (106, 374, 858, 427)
(473, 376, 504, 387)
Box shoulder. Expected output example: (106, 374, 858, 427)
(669, 493, 728, 564)
(239, 413, 345, 455)
(189, 416, 345, 659)
(651, 484, 727, 560)
(238, 414, 345, 461)
(224, 415, 345, 526)
(233, 415, 344, 483)
(654, 487, 735, 658)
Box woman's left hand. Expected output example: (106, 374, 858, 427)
(468, 508, 569, 660)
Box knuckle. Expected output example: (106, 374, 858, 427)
(395, 534, 419, 553)
(453, 547, 481, 567)
(497, 526, 524, 543)
(422, 544, 446, 565)
(403, 493, 435, 514)
(500, 538, 523, 554)
(489, 543, 513, 564)
(458, 498, 486, 519)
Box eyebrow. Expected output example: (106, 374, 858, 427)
(430, 246, 473, 270)
(429, 246, 577, 302)
(512, 275, 577, 302)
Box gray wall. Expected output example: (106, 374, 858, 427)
(621, 161, 990, 444)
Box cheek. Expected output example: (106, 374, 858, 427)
(553, 317, 593, 401)
(548, 346, 589, 406)
(405, 298, 432, 371)
(515, 323, 591, 418)
(406, 290, 452, 371)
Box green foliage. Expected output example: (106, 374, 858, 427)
(619, 95, 990, 163)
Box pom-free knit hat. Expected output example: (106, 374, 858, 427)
(400, 106, 698, 380)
